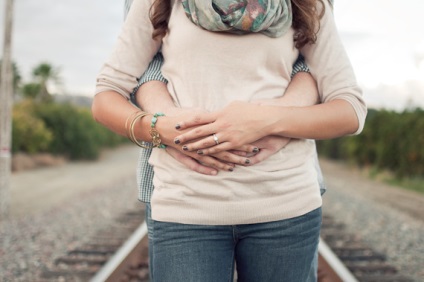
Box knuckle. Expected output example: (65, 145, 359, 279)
(218, 163, 228, 170)
(197, 168, 207, 175)
(233, 141, 242, 149)
(221, 154, 231, 162)
(212, 161, 224, 170)
(197, 155, 206, 162)
(210, 163, 219, 170)
(193, 115, 202, 123)
(201, 140, 210, 147)
(222, 122, 231, 129)
(189, 155, 199, 162)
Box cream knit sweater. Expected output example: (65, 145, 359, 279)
(96, 0, 366, 225)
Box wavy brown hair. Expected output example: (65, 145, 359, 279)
(150, 0, 327, 48)
(292, 0, 326, 48)
(149, 0, 171, 40)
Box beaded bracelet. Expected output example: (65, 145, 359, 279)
(149, 112, 166, 149)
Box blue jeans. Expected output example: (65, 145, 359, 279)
(146, 205, 321, 282)
(145, 203, 155, 280)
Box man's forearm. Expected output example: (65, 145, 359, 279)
(135, 81, 178, 115)
(132, 49, 320, 112)
(258, 72, 319, 107)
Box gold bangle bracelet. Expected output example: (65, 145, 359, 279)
(128, 112, 153, 149)
(125, 111, 142, 139)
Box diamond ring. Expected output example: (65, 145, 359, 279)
(213, 134, 219, 145)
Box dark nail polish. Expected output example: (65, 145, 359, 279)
(182, 146, 188, 151)
(174, 138, 180, 144)
(175, 124, 181, 130)
(229, 168, 234, 172)
(252, 147, 259, 153)
(245, 159, 251, 164)
(197, 150, 203, 155)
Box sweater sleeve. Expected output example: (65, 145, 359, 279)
(95, 0, 161, 100)
(301, 0, 367, 135)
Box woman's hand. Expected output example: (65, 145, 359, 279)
(156, 108, 254, 174)
(173, 101, 274, 155)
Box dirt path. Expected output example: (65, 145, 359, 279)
(10, 145, 140, 218)
(319, 159, 424, 222)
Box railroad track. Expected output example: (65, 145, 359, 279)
(319, 215, 414, 282)
(38, 204, 148, 282)
(39, 209, 415, 282)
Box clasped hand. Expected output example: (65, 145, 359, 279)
(157, 102, 290, 175)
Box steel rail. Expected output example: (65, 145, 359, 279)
(318, 237, 359, 282)
(90, 221, 148, 282)
(91, 221, 359, 282)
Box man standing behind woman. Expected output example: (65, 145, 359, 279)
(93, 0, 366, 280)
(126, 3, 327, 281)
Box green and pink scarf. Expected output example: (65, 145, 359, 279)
(182, 0, 292, 38)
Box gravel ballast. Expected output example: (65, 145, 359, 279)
(1, 147, 423, 281)
(320, 159, 424, 282)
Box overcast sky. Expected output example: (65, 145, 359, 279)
(1, 0, 424, 110)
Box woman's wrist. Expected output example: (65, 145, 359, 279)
(132, 113, 152, 142)
(150, 112, 167, 148)
(147, 115, 178, 147)
(129, 112, 171, 147)
(132, 108, 204, 147)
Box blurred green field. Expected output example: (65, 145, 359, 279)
(317, 108, 424, 194)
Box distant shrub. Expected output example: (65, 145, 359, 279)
(317, 108, 424, 178)
(33, 102, 126, 160)
(12, 100, 53, 154)
(12, 100, 126, 160)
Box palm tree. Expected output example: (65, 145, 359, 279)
(32, 62, 61, 102)
(21, 82, 42, 99)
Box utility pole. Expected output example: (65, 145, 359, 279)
(0, 0, 15, 218)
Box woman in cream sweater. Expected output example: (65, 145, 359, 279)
(92, 0, 366, 280)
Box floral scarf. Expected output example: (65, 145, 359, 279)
(182, 0, 292, 38)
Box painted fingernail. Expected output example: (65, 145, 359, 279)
(175, 124, 181, 130)
(174, 138, 180, 144)
(182, 146, 188, 151)
(229, 167, 234, 172)
(197, 150, 203, 155)
(245, 159, 251, 164)
(252, 147, 259, 153)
